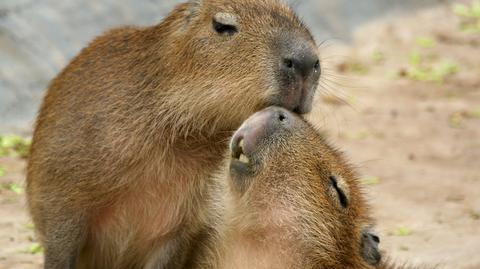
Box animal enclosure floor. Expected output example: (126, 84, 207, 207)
(1, 2, 479, 268)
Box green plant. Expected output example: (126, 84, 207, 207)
(347, 61, 369, 75)
(360, 176, 381, 186)
(24, 243, 43, 254)
(1, 183, 23, 195)
(448, 108, 480, 128)
(449, 111, 464, 128)
(24, 223, 35, 230)
(8, 183, 23, 195)
(466, 107, 480, 119)
(393, 227, 413, 236)
(405, 51, 458, 83)
(0, 135, 31, 158)
(453, 0, 480, 33)
(372, 50, 386, 64)
(0, 166, 5, 177)
(415, 37, 436, 48)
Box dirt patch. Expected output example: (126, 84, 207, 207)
(0, 156, 41, 269)
(309, 2, 480, 268)
(0, 2, 479, 268)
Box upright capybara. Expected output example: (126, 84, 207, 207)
(187, 107, 425, 269)
(26, 0, 321, 268)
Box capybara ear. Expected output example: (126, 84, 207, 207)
(188, 0, 202, 10)
(361, 230, 382, 265)
(185, 0, 202, 23)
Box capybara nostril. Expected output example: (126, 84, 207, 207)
(371, 234, 380, 244)
(283, 58, 294, 69)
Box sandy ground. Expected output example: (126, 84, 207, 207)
(0, 3, 479, 269)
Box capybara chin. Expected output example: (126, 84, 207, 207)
(189, 107, 425, 269)
(26, 0, 321, 268)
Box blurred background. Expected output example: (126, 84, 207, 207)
(0, 0, 479, 268)
(0, 0, 447, 133)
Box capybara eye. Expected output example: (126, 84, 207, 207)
(213, 12, 239, 36)
(329, 175, 348, 208)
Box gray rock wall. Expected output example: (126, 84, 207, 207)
(0, 0, 447, 134)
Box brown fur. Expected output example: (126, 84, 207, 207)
(26, 1, 319, 268)
(189, 107, 429, 269)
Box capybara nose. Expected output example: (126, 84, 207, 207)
(230, 107, 293, 163)
(361, 230, 382, 265)
(276, 34, 320, 114)
(281, 53, 320, 79)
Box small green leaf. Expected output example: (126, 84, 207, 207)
(436, 61, 458, 77)
(406, 57, 457, 83)
(472, 0, 480, 17)
(467, 108, 480, 119)
(348, 62, 369, 75)
(24, 223, 35, 230)
(407, 66, 430, 81)
(0, 166, 5, 177)
(409, 51, 422, 66)
(453, 1, 480, 33)
(449, 112, 464, 128)
(372, 51, 385, 63)
(453, 4, 471, 17)
(360, 176, 381, 185)
(416, 37, 436, 48)
(394, 227, 412, 236)
(1, 135, 22, 148)
(0, 135, 31, 158)
(0, 148, 7, 157)
(25, 243, 43, 254)
(8, 183, 23, 195)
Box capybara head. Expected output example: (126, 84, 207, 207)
(225, 107, 380, 268)
(161, 0, 320, 128)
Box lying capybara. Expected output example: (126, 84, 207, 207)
(188, 107, 426, 269)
